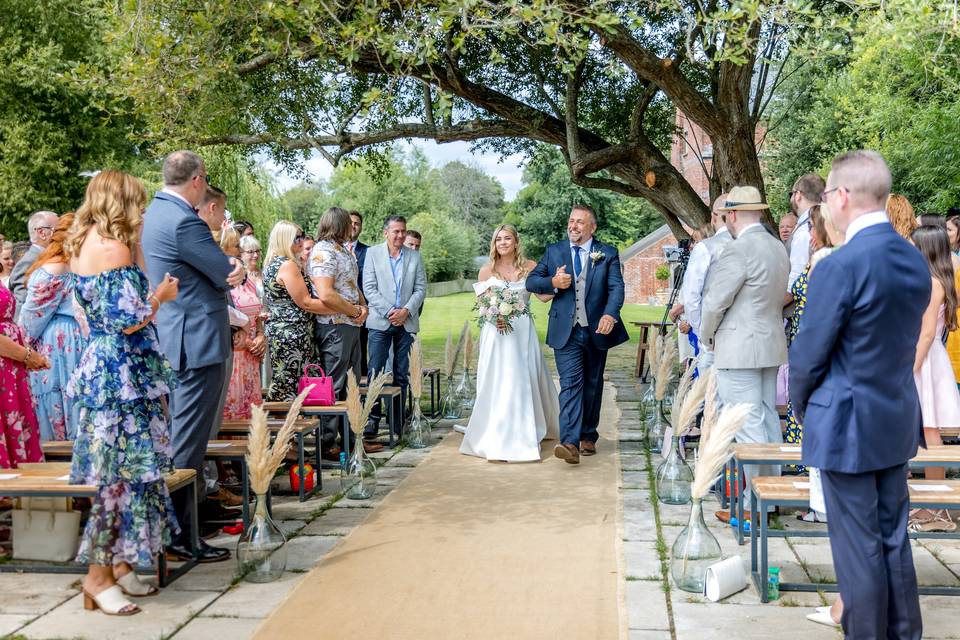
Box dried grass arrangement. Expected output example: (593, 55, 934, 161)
(246, 387, 312, 496)
(654, 335, 678, 401)
(408, 337, 424, 401)
(671, 368, 708, 438)
(347, 369, 392, 435)
(700, 369, 719, 447)
(690, 403, 751, 500)
(443, 323, 469, 379)
(647, 332, 662, 380)
(463, 327, 474, 372)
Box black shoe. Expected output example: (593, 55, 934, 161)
(166, 540, 231, 564)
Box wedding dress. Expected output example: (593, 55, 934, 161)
(458, 277, 560, 462)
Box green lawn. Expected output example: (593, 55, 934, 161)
(418, 292, 663, 372)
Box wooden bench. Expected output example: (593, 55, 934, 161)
(219, 418, 322, 502)
(631, 321, 671, 380)
(260, 401, 352, 465)
(749, 476, 960, 602)
(360, 385, 404, 447)
(727, 443, 960, 545)
(0, 464, 199, 587)
(361, 370, 442, 417)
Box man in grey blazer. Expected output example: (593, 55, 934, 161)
(142, 150, 245, 562)
(363, 215, 427, 441)
(700, 186, 789, 524)
(9, 210, 57, 321)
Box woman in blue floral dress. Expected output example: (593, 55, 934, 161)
(66, 170, 181, 616)
(20, 213, 87, 441)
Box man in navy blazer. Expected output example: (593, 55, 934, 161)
(141, 150, 245, 563)
(527, 204, 629, 464)
(347, 210, 370, 375)
(790, 151, 928, 639)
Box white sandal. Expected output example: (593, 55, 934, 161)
(83, 584, 141, 616)
(116, 571, 159, 597)
(806, 609, 838, 627)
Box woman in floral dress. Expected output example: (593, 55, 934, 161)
(0, 280, 47, 469)
(263, 221, 329, 400)
(66, 170, 181, 616)
(20, 213, 87, 441)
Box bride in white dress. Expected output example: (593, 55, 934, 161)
(459, 225, 560, 462)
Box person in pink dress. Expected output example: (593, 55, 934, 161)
(224, 273, 264, 419)
(910, 224, 960, 531)
(0, 280, 47, 468)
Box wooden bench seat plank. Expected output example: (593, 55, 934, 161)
(0, 469, 197, 496)
(734, 443, 960, 464)
(751, 476, 960, 505)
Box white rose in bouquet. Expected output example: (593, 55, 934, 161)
(498, 302, 513, 315)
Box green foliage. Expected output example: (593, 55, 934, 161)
(0, 0, 141, 239)
(766, 3, 960, 214)
(654, 264, 671, 281)
(435, 161, 506, 252)
(408, 210, 477, 281)
(507, 146, 663, 259)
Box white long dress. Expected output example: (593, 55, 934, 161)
(459, 278, 560, 462)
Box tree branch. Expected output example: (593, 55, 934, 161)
(629, 81, 659, 142)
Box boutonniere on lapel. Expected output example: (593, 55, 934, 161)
(589, 250, 604, 266)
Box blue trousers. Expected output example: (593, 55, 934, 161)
(821, 463, 922, 639)
(365, 325, 414, 437)
(554, 326, 607, 446)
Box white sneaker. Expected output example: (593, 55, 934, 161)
(806, 610, 839, 627)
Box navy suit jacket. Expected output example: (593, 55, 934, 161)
(354, 241, 369, 291)
(527, 239, 629, 350)
(141, 191, 234, 371)
(789, 223, 930, 474)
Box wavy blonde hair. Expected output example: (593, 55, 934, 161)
(265, 220, 303, 267)
(66, 171, 146, 258)
(487, 224, 527, 278)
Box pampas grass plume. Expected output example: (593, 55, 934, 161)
(246, 386, 312, 495)
(700, 369, 719, 448)
(672, 370, 708, 437)
(690, 403, 750, 500)
(409, 338, 424, 399)
(463, 328, 474, 371)
(654, 337, 678, 400)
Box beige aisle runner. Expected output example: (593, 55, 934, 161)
(257, 387, 622, 639)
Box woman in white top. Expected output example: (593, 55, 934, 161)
(458, 225, 559, 462)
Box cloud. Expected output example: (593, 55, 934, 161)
(265, 141, 529, 200)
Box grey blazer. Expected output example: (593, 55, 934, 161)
(9, 244, 41, 322)
(362, 243, 427, 333)
(141, 192, 234, 371)
(700, 225, 789, 369)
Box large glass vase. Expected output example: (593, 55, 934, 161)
(237, 495, 287, 583)
(640, 384, 655, 421)
(340, 444, 377, 500)
(456, 369, 475, 411)
(647, 401, 668, 454)
(670, 498, 722, 593)
(656, 434, 693, 504)
(442, 375, 463, 419)
(406, 400, 431, 449)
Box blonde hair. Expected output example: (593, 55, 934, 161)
(265, 220, 303, 267)
(886, 194, 917, 239)
(219, 225, 240, 254)
(66, 171, 147, 257)
(487, 224, 527, 278)
(239, 234, 261, 253)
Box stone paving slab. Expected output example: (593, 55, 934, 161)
(19, 589, 220, 640)
(171, 615, 263, 640)
(671, 601, 841, 640)
(284, 535, 340, 571)
(0, 573, 79, 615)
(626, 580, 671, 630)
(201, 571, 304, 619)
(299, 506, 372, 536)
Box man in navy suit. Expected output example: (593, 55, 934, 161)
(527, 204, 629, 465)
(790, 150, 928, 639)
(142, 150, 246, 563)
(347, 211, 370, 375)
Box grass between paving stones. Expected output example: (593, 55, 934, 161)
(784, 538, 832, 608)
(644, 445, 678, 638)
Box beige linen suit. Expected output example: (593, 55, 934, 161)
(700, 224, 789, 509)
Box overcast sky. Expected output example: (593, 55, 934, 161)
(267, 140, 529, 201)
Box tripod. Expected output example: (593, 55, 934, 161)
(642, 257, 689, 382)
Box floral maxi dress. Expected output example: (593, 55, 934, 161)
(20, 268, 87, 441)
(263, 256, 313, 401)
(0, 281, 44, 468)
(67, 266, 179, 566)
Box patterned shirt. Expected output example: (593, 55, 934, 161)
(309, 239, 361, 325)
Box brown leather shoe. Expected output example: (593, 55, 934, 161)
(554, 443, 580, 465)
(363, 442, 385, 454)
(207, 487, 243, 508)
(580, 441, 597, 456)
(715, 509, 732, 524)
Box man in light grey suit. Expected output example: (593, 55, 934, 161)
(142, 150, 245, 563)
(363, 215, 427, 442)
(700, 186, 789, 523)
(9, 210, 57, 321)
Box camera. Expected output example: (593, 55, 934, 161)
(663, 238, 692, 265)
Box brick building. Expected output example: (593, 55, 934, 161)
(620, 225, 678, 305)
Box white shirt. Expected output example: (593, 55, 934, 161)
(844, 210, 889, 243)
(160, 187, 195, 211)
(570, 237, 594, 277)
(681, 227, 730, 338)
(788, 207, 812, 291)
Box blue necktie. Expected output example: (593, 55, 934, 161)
(573, 246, 583, 278)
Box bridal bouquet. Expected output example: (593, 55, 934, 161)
(473, 284, 530, 335)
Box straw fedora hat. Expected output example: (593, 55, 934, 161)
(717, 186, 769, 211)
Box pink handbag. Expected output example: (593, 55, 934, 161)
(297, 364, 336, 406)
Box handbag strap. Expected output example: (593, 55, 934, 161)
(302, 364, 327, 378)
